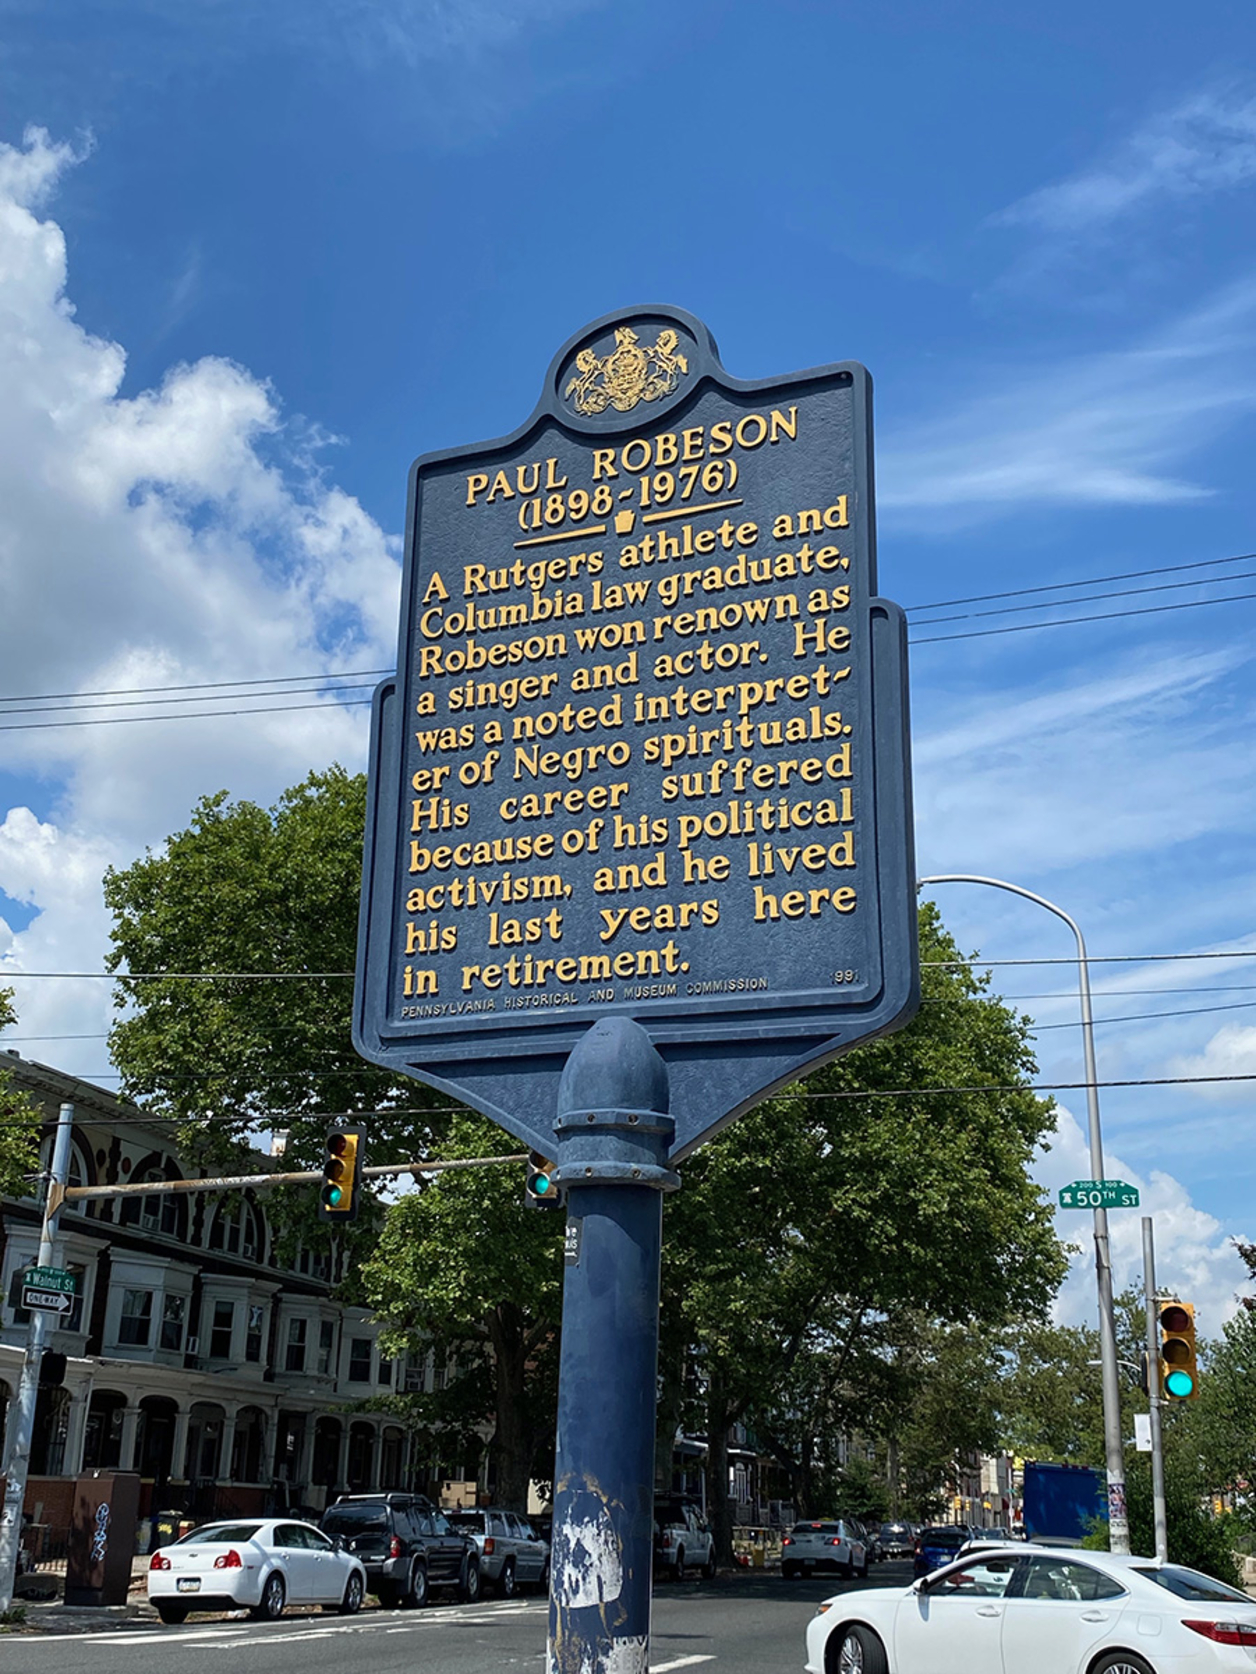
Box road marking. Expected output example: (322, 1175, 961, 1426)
(652, 1659, 716, 1672)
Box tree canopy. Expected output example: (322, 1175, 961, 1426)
(0, 988, 40, 1196)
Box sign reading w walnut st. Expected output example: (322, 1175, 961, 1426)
(354, 306, 919, 1160)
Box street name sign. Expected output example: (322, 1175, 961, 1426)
(354, 305, 919, 1159)
(1058, 1179, 1140, 1209)
(20, 1265, 78, 1314)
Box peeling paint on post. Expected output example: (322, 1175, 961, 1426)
(548, 1018, 677, 1674)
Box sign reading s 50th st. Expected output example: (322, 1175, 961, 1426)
(354, 307, 918, 1160)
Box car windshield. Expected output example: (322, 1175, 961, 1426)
(1132, 1564, 1252, 1603)
(322, 1507, 389, 1533)
(175, 1523, 261, 1544)
(448, 1513, 487, 1533)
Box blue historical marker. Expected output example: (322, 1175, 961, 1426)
(354, 306, 918, 1674)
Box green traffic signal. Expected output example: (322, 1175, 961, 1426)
(318, 1125, 365, 1222)
(1165, 1368, 1195, 1398)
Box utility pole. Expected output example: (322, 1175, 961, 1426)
(0, 1100, 74, 1611)
(1142, 1216, 1169, 1562)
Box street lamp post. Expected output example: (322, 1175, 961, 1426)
(918, 874, 1129, 1555)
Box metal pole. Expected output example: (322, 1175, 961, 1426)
(1142, 1216, 1168, 1561)
(918, 875, 1129, 1554)
(0, 1100, 74, 1610)
(547, 1017, 679, 1674)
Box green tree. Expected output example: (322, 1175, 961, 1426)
(661, 903, 1066, 1557)
(361, 1113, 565, 1508)
(0, 988, 40, 1196)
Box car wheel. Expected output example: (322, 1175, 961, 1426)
(673, 1547, 686, 1582)
(702, 1548, 717, 1580)
(338, 1571, 364, 1616)
(498, 1559, 517, 1599)
(250, 1571, 286, 1621)
(156, 1602, 189, 1624)
(840, 1556, 854, 1579)
(1089, 1657, 1155, 1674)
(856, 1552, 869, 1579)
(461, 1559, 481, 1603)
(834, 1623, 889, 1674)
(782, 1562, 799, 1579)
(405, 1561, 428, 1609)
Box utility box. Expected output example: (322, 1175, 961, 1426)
(65, 1472, 141, 1606)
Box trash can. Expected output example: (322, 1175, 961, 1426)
(151, 1509, 184, 1554)
(65, 1472, 141, 1607)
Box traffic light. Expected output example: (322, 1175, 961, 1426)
(525, 1151, 564, 1210)
(1159, 1300, 1198, 1401)
(318, 1124, 365, 1222)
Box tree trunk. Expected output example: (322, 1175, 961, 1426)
(487, 1303, 532, 1509)
(704, 1381, 735, 1563)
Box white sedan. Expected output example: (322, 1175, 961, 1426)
(148, 1517, 367, 1624)
(805, 1544, 1256, 1674)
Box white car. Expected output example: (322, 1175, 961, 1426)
(805, 1544, 1256, 1674)
(783, 1519, 869, 1581)
(148, 1517, 367, 1624)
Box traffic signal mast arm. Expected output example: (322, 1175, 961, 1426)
(53, 1150, 528, 1210)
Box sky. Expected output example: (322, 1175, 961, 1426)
(1, 0, 1255, 1335)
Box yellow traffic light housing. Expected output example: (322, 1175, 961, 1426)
(1159, 1300, 1198, 1401)
(319, 1124, 365, 1223)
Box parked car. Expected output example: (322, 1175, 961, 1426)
(653, 1496, 717, 1580)
(806, 1544, 1256, 1674)
(148, 1517, 366, 1623)
(320, 1492, 481, 1607)
(876, 1521, 916, 1559)
(913, 1522, 973, 1577)
(447, 1507, 549, 1597)
(781, 1519, 869, 1580)
(854, 1519, 885, 1563)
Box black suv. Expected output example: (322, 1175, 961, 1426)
(321, 1493, 481, 1607)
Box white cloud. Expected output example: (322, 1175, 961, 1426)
(882, 279, 1256, 516)
(1166, 1024, 1256, 1103)
(0, 127, 401, 1072)
(997, 87, 1256, 236)
(1036, 1106, 1250, 1335)
(914, 644, 1256, 880)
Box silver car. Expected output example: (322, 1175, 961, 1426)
(447, 1508, 549, 1598)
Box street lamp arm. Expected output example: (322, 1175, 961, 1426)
(917, 874, 1087, 961)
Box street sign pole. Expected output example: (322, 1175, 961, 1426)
(548, 1017, 678, 1674)
(1142, 1216, 1169, 1562)
(0, 1100, 73, 1611)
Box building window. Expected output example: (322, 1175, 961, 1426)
(119, 1288, 153, 1347)
(317, 1319, 335, 1376)
(285, 1317, 308, 1373)
(161, 1293, 186, 1352)
(245, 1304, 265, 1362)
(209, 1198, 243, 1254)
(378, 1357, 393, 1388)
(404, 1356, 425, 1393)
(209, 1299, 235, 1359)
(348, 1339, 372, 1383)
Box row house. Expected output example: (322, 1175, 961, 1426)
(0, 1053, 450, 1531)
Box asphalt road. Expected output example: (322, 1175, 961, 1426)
(0, 1562, 915, 1673)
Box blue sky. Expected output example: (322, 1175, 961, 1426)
(1, 0, 1256, 1327)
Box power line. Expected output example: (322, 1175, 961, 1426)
(0, 669, 391, 706)
(909, 567, 1256, 628)
(0, 697, 376, 733)
(903, 549, 1256, 613)
(909, 587, 1256, 646)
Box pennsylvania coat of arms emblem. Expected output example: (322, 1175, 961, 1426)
(564, 326, 689, 416)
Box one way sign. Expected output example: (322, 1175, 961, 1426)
(21, 1285, 73, 1315)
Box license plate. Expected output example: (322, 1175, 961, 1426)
(176, 1578, 201, 1593)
